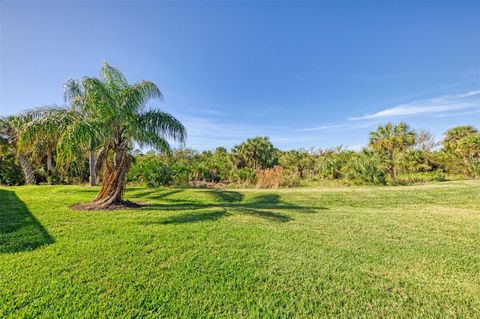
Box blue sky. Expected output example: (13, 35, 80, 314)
(1, 1, 479, 150)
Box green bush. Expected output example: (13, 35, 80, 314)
(128, 156, 172, 187)
(396, 171, 447, 185)
(344, 153, 386, 185)
(235, 168, 257, 184)
(0, 153, 24, 185)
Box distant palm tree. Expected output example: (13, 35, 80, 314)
(57, 62, 186, 208)
(369, 122, 416, 180)
(443, 125, 480, 176)
(232, 137, 278, 170)
(443, 125, 478, 152)
(0, 115, 36, 184)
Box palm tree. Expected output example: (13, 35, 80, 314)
(18, 104, 91, 184)
(369, 122, 416, 180)
(19, 79, 104, 186)
(443, 126, 478, 152)
(63, 79, 100, 186)
(0, 115, 36, 184)
(232, 137, 278, 170)
(19, 117, 60, 183)
(443, 126, 480, 176)
(58, 62, 186, 209)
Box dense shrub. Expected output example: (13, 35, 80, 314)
(396, 171, 447, 185)
(344, 153, 386, 185)
(234, 168, 257, 185)
(128, 156, 173, 187)
(0, 152, 24, 185)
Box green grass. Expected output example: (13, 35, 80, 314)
(1, 181, 480, 318)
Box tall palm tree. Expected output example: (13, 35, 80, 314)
(59, 62, 186, 209)
(0, 115, 36, 184)
(369, 122, 416, 180)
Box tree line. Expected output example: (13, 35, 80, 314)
(127, 125, 479, 188)
(1, 63, 479, 202)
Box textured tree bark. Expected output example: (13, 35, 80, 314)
(95, 146, 108, 184)
(82, 149, 132, 209)
(18, 155, 36, 185)
(46, 150, 53, 184)
(389, 151, 396, 181)
(89, 140, 96, 186)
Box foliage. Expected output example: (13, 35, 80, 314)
(0, 152, 24, 185)
(369, 121, 416, 180)
(232, 136, 278, 170)
(316, 147, 354, 179)
(279, 150, 315, 179)
(128, 155, 173, 187)
(344, 152, 386, 185)
(442, 126, 480, 177)
(395, 171, 447, 185)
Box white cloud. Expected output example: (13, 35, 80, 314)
(349, 89, 480, 121)
(297, 124, 349, 132)
(297, 122, 372, 132)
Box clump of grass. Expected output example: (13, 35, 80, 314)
(256, 166, 301, 188)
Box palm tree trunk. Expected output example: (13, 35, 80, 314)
(18, 155, 36, 185)
(89, 140, 96, 186)
(46, 150, 53, 184)
(89, 149, 131, 208)
(389, 151, 396, 181)
(95, 146, 108, 184)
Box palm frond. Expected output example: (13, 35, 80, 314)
(64, 79, 83, 103)
(136, 109, 186, 144)
(101, 62, 128, 91)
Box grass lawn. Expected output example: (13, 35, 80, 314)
(1, 181, 479, 318)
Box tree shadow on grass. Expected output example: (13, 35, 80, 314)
(138, 189, 326, 224)
(0, 189, 54, 254)
(144, 208, 228, 225)
(128, 188, 185, 200)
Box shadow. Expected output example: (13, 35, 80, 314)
(247, 194, 280, 205)
(143, 208, 228, 225)
(129, 189, 184, 200)
(0, 189, 54, 254)
(139, 189, 327, 225)
(207, 190, 244, 203)
(234, 207, 292, 222)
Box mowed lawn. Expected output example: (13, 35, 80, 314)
(1, 181, 479, 318)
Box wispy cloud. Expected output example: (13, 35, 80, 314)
(297, 122, 372, 132)
(349, 89, 480, 121)
(297, 124, 349, 132)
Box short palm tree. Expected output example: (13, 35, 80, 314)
(232, 137, 278, 170)
(369, 122, 416, 180)
(0, 115, 37, 184)
(19, 79, 104, 186)
(60, 62, 186, 209)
